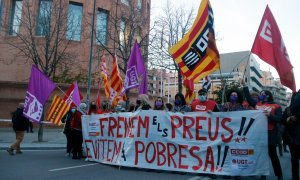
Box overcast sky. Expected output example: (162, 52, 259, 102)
(151, 0, 300, 91)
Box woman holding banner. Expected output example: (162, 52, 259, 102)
(221, 89, 245, 180)
(174, 92, 191, 112)
(153, 96, 165, 110)
(244, 87, 283, 180)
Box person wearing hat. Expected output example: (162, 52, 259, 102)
(191, 89, 219, 112)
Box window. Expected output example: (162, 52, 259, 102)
(9, 0, 23, 35)
(137, 0, 142, 11)
(96, 9, 108, 45)
(121, 0, 130, 6)
(119, 18, 126, 48)
(36, 0, 52, 36)
(66, 2, 82, 41)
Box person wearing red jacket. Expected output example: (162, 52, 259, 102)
(244, 87, 283, 180)
(191, 89, 219, 112)
(191, 89, 219, 179)
(71, 103, 86, 159)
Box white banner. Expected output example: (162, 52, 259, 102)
(82, 110, 269, 176)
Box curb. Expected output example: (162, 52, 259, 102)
(0, 146, 66, 150)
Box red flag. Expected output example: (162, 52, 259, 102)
(251, 5, 296, 92)
(64, 82, 83, 107)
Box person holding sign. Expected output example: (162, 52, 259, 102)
(191, 89, 219, 112)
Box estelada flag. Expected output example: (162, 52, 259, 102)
(169, 0, 220, 83)
(251, 5, 296, 92)
(46, 95, 69, 126)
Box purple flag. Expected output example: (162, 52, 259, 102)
(23, 65, 57, 122)
(123, 41, 148, 94)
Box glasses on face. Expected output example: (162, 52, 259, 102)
(198, 93, 206, 96)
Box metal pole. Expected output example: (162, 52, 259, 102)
(86, 0, 97, 109)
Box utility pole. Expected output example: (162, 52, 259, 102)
(86, 0, 97, 110)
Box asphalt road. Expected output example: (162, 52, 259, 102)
(0, 149, 294, 180)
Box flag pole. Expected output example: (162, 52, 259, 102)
(86, 0, 97, 110)
(168, 76, 170, 103)
(160, 69, 163, 97)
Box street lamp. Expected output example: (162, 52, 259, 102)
(86, 0, 97, 110)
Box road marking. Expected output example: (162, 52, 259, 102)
(188, 176, 210, 180)
(49, 163, 98, 172)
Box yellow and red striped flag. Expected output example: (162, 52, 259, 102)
(100, 55, 110, 98)
(109, 54, 125, 106)
(169, 0, 219, 83)
(46, 95, 70, 126)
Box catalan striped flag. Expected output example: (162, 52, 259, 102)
(100, 55, 110, 98)
(109, 54, 125, 106)
(169, 0, 219, 83)
(46, 95, 70, 126)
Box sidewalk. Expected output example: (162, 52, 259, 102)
(0, 127, 66, 150)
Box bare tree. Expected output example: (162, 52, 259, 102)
(148, 0, 195, 93)
(84, 0, 151, 99)
(0, 0, 82, 141)
(1, 0, 80, 78)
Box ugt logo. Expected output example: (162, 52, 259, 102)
(125, 66, 139, 88)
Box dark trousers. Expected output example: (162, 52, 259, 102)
(72, 129, 83, 157)
(268, 145, 283, 177)
(64, 129, 72, 154)
(289, 144, 300, 180)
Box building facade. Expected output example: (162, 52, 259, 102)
(0, 0, 151, 118)
(262, 71, 289, 109)
(0, 0, 151, 83)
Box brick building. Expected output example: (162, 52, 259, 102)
(0, 0, 151, 118)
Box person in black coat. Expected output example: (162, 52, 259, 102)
(282, 91, 300, 180)
(7, 103, 29, 155)
(61, 107, 76, 156)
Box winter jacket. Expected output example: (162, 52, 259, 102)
(12, 108, 29, 131)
